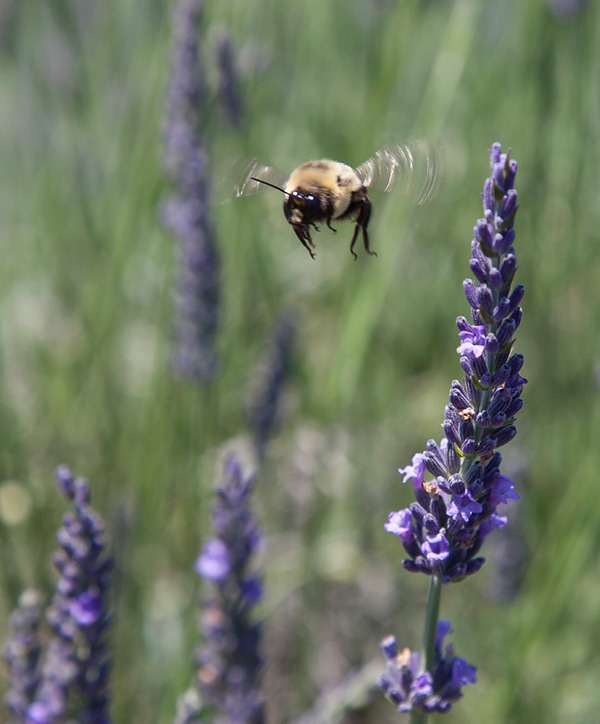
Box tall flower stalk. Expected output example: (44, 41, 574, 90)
(381, 143, 526, 719)
(175, 455, 264, 724)
(3, 589, 44, 720)
(4, 466, 113, 723)
(162, 0, 220, 381)
(246, 311, 296, 463)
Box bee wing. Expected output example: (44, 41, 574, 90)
(356, 141, 444, 204)
(218, 157, 287, 203)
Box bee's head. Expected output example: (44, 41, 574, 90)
(286, 189, 321, 224)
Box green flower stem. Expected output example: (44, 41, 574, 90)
(410, 576, 442, 724)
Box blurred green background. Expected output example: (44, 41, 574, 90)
(1, 0, 599, 721)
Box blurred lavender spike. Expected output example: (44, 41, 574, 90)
(162, 0, 221, 382)
(27, 466, 113, 723)
(547, 0, 585, 16)
(246, 312, 296, 463)
(3, 589, 44, 720)
(175, 455, 264, 724)
(214, 27, 244, 130)
(290, 659, 382, 724)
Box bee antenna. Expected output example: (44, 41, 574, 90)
(250, 177, 290, 196)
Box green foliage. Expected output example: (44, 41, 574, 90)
(1, 0, 600, 721)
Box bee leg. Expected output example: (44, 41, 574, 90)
(361, 224, 377, 257)
(357, 198, 377, 258)
(326, 219, 337, 233)
(293, 225, 316, 259)
(349, 225, 360, 261)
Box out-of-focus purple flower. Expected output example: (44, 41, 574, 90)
(214, 27, 244, 130)
(13, 466, 114, 724)
(162, 0, 220, 382)
(385, 143, 526, 585)
(380, 621, 476, 714)
(196, 538, 231, 581)
(3, 589, 44, 719)
(246, 312, 296, 463)
(547, 0, 585, 16)
(175, 455, 264, 723)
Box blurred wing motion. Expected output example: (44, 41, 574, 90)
(219, 157, 287, 202)
(356, 140, 444, 204)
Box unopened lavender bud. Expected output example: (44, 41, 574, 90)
(482, 177, 494, 214)
(486, 268, 502, 292)
(409, 503, 428, 526)
(461, 437, 476, 457)
(470, 258, 489, 284)
(484, 333, 500, 354)
(493, 296, 511, 322)
(448, 475, 465, 495)
(462, 279, 478, 309)
(498, 188, 518, 223)
(459, 356, 474, 376)
(423, 453, 447, 478)
(495, 319, 516, 348)
(507, 353, 525, 375)
(475, 436, 497, 458)
(380, 635, 398, 661)
(443, 419, 461, 448)
(474, 220, 494, 248)
(459, 417, 475, 442)
(493, 227, 516, 254)
(499, 253, 517, 284)
(504, 158, 517, 190)
(435, 477, 452, 495)
(423, 514, 440, 535)
(430, 496, 448, 528)
(494, 425, 517, 447)
(464, 558, 486, 577)
(449, 381, 471, 410)
(471, 354, 488, 380)
(476, 285, 495, 318)
(509, 284, 525, 311)
(505, 398, 524, 419)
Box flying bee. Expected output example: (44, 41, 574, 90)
(229, 142, 442, 260)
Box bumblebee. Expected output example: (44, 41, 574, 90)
(231, 143, 442, 260)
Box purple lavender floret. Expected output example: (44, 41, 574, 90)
(386, 143, 525, 584)
(24, 466, 113, 724)
(380, 621, 476, 714)
(175, 455, 264, 724)
(162, 0, 220, 381)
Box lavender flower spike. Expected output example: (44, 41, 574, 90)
(214, 27, 244, 130)
(3, 589, 44, 719)
(175, 455, 264, 724)
(28, 465, 113, 724)
(381, 144, 525, 717)
(162, 0, 220, 381)
(387, 143, 525, 585)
